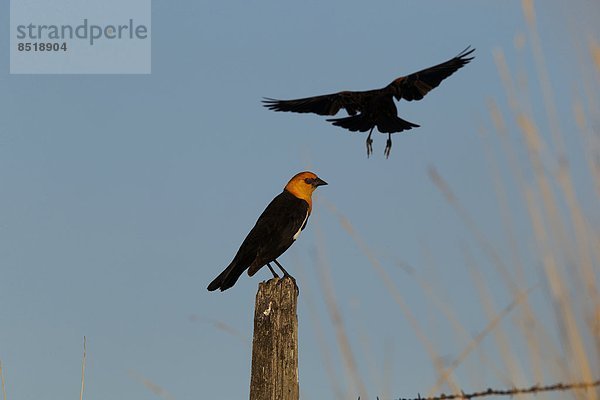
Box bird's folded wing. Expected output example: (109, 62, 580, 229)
(244, 192, 310, 276)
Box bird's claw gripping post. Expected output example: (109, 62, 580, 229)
(276, 274, 298, 292)
(273, 260, 299, 291)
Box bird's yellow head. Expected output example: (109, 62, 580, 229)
(284, 171, 328, 208)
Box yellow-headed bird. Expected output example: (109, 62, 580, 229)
(207, 171, 327, 292)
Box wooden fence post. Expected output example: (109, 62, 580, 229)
(249, 277, 299, 400)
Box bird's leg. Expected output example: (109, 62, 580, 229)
(366, 127, 374, 158)
(267, 263, 280, 279)
(384, 133, 392, 158)
(273, 259, 292, 278)
(273, 259, 297, 288)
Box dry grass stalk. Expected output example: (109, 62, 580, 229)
(0, 359, 6, 400)
(129, 370, 175, 400)
(79, 336, 86, 400)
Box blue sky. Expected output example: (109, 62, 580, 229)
(1, 1, 599, 399)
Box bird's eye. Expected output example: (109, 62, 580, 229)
(304, 178, 314, 185)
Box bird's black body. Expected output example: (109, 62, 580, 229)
(207, 190, 310, 292)
(263, 47, 475, 157)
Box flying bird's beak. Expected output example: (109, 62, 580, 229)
(313, 177, 328, 187)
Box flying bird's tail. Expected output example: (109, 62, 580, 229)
(327, 114, 374, 132)
(207, 260, 246, 292)
(376, 114, 420, 133)
(327, 114, 419, 133)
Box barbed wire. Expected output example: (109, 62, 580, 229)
(399, 379, 600, 400)
(359, 379, 600, 400)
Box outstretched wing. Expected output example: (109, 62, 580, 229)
(389, 47, 475, 102)
(263, 91, 365, 116)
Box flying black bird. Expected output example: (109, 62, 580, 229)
(207, 171, 327, 292)
(263, 47, 475, 158)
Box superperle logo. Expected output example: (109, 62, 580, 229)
(15, 19, 149, 46)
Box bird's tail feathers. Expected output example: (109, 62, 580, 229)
(327, 114, 374, 132)
(207, 260, 246, 292)
(328, 114, 419, 133)
(376, 114, 420, 133)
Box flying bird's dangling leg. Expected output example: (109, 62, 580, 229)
(273, 259, 297, 288)
(267, 263, 280, 278)
(384, 133, 392, 158)
(366, 127, 374, 157)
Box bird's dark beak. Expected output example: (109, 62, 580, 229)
(314, 177, 328, 187)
